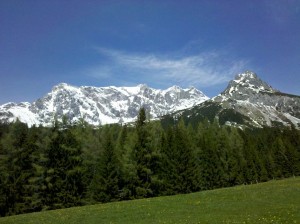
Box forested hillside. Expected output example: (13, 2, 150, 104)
(0, 108, 299, 217)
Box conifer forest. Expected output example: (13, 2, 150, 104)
(0, 108, 299, 217)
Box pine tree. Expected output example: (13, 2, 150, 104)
(255, 133, 273, 181)
(198, 129, 219, 190)
(243, 139, 259, 184)
(43, 126, 84, 209)
(133, 107, 153, 198)
(160, 126, 177, 195)
(227, 128, 246, 185)
(21, 125, 44, 213)
(0, 120, 34, 215)
(116, 125, 128, 157)
(282, 128, 300, 177)
(72, 120, 101, 201)
(0, 125, 9, 216)
(214, 127, 230, 187)
(120, 130, 138, 200)
(89, 128, 121, 202)
(173, 119, 199, 193)
(197, 120, 225, 190)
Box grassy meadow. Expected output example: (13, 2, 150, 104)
(1, 177, 299, 224)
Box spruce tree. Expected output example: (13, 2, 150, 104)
(43, 126, 84, 209)
(146, 121, 164, 195)
(243, 139, 259, 184)
(0, 120, 34, 215)
(89, 128, 121, 202)
(198, 120, 224, 190)
(160, 126, 177, 195)
(133, 108, 153, 198)
(227, 128, 246, 185)
(173, 119, 199, 193)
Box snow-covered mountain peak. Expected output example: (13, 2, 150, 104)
(209, 71, 300, 128)
(165, 85, 183, 92)
(223, 71, 277, 97)
(137, 83, 148, 89)
(167, 71, 300, 129)
(52, 82, 73, 90)
(234, 70, 258, 81)
(186, 86, 203, 94)
(0, 83, 209, 126)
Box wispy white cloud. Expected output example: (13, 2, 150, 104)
(88, 47, 248, 88)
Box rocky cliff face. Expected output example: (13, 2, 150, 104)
(162, 71, 300, 129)
(0, 83, 209, 126)
(214, 71, 300, 127)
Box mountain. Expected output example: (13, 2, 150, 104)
(0, 83, 209, 126)
(161, 71, 300, 129)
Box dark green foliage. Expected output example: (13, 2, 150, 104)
(42, 126, 84, 210)
(197, 121, 225, 190)
(193, 102, 222, 122)
(132, 108, 154, 198)
(0, 121, 32, 215)
(172, 120, 199, 193)
(159, 127, 176, 194)
(88, 128, 121, 202)
(160, 120, 199, 194)
(227, 128, 246, 185)
(1, 110, 300, 217)
(0, 121, 49, 216)
(160, 101, 222, 128)
(218, 109, 251, 125)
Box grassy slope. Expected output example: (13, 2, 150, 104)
(1, 177, 300, 224)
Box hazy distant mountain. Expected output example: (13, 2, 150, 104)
(161, 71, 300, 129)
(0, 83, 209, 126)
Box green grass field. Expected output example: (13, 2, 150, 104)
(1, 177, 299, 224)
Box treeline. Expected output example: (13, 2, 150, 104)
(0, 108, 299, 217)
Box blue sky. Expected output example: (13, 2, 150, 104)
(1, 0, 300, 104)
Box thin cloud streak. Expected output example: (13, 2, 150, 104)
(90, 48, 248, 88)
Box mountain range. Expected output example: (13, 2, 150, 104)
(0, 83, 208, 126)
(161, 71, 300, 129)
(0, 71, 299, 129)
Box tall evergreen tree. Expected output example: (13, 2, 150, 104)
(173, 119, 200, 193)
(132, 108, 154, 197)
(197, 120, 226, 190)
(214, 127, 230, 187)
(147, 121, 165, 195)
(227, 128, 246, 185)
(0, 120, 34, 215)
(159, 126, 176, 195)
(43, 126, 84, 209)
(243, 138, 259, 184)
(89, 128, 121, 202)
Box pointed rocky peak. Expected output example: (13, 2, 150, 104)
(163, 85, 208, 98)
(52, 82, 70, 89)
(51, 83, 75, 91)
(137, 83, 148, 89)
(234, 70, 258, 81)
(184, 87, 208, 100)
(50, 83, 81, 97)
(166, 85, 183, 92)
(223, 71, 277, 96)
(186, 86, 202, 93)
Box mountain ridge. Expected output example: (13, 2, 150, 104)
(0, 83, 209, 126)
(161, 71, 300, 129)
(1, 71, 299, 129)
